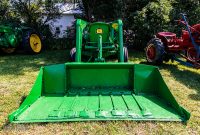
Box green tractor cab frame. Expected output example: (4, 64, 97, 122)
(70, 19, 128, 62)
(9, 20, 190, 123)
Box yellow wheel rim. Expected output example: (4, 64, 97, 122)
(30, 34, 42, 53)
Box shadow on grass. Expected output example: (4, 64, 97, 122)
(1, 120, 187, 132)
(0, 50, 70, 76)
(161, 64, 200, 101)
(140, 61, 200, 101)
(1, 49, 199, 99)
(129, 49, 199, 101)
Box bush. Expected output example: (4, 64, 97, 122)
(33, 0, 200, 51)
(125, 0, 200, 50)
(126, 0, 173, 49)
(42, 22, 76, 50)
(43, 38, 69, 50)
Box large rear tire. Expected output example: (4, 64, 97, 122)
(118, 47, 129, 62)
(145, 38, 165, 65)
(186, 47, 200, 62)
(123, 47, 128, 62)
(22, 30, 42, 54)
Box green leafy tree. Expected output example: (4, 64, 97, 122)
(79, 0, 123, 21)
(0, 0, 9, 21)
(10, 0, 62, 49)
(78, 0, 97, 21)
(11, 0, 60, 30)
(172, 0, 200, 25)
(130, 0, 173, 49)
(70, 0, 200, 49)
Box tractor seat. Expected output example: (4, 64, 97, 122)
(84, 22, 115, 50)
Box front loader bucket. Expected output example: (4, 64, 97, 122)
(9, 63, 190, 123)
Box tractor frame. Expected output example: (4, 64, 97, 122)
(145, 13, 200, 68)
(70, 19, 128, 62)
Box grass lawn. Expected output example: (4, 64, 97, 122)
(0, 50, 199, 134)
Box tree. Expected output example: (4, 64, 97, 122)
(172, 0, 200, 25)
(11, 0, 61, 30)
(130, 0, 173, 49)
(0, 0, 10, 22)
(56, 0, 200, 50)
(10, 0, 63, 49)
(79, 0, 123, 21)
(0, 0, 9, 16)
(78, 0, 97, 21)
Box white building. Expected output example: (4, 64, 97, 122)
(48, 3, 82, 38)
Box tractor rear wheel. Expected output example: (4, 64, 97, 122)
(145, 38, 165, 65)
(186, 47, 200, 62)
(22, 30, 42, 54)
(118, 47, 129, 62)
(123, 47, 128, 62)
(70, 47, 76, 62)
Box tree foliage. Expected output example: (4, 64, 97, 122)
(11, 0, 60, 30)
(0, 0, 9, 20)
(0, 0, 17, 23)
(172, 0, 200, 24)
(0, 0, 200, 50)
(80, 0, 200, 49)
(128, 0, 173, 48)
(80, 0, 123, 21)
(9, 0, 63, 49)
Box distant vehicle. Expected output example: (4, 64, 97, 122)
(0, 24, 42, 54)
(145, 13, 200, 68)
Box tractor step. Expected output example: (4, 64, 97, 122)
(9, 63, 190, 123)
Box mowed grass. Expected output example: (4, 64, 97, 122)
(0, 50, 200, 134)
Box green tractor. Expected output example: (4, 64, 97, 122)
(9, 19, 190, 123)
(0, 24, 42, 54)
(70, 19, 128, 62)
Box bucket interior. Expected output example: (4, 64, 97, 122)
(9, 63, 190, 123)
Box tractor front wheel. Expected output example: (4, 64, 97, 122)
(70, 47, 76, 62)
(118, 47, 129, 62)
(145, 38, 165, 65)
(22, 30, 42, 54)
(123, 47, 128, 62)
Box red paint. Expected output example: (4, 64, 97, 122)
(146, 45, 156, 60)
(155, 22, 200, 64)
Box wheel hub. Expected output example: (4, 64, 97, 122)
(146, 44, 156, 60)
(29, 34, 42, 53)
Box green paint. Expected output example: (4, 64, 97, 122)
(75, 19, 124, 62)
(118, 20, 124, 62)
(8, 19, 190, 123)
(9, 63, 190, 123)
(95, 35, 105, 62)
(0, 24, 32, 48)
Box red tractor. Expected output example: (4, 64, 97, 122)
(145, 13, 200, 68)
